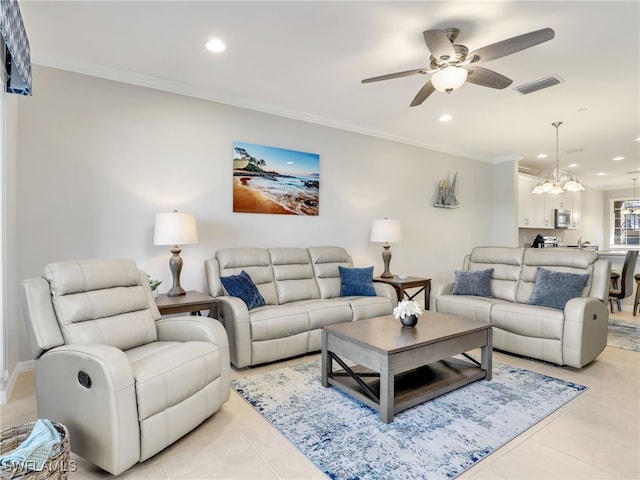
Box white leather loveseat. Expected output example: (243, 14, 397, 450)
(205, 246, 396, 368)
(432, 246, 610, 368)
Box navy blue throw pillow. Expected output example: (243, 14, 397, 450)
(220, 270, 265, 310)
(451, 268, 494, 297)
(528, 267, 589, 310)
(339, 266, 376, 297)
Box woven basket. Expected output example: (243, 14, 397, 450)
(0, 422, 70, 480)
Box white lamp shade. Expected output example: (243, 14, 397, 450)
(370, 218, 401, 243)
(154, 212, 199, 245)
(431, 66, 468, 92)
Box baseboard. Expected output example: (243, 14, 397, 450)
(0, 360, 36, 405)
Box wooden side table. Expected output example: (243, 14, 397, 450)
(155, 290, 216, 316)
(373, 275, 432, 310)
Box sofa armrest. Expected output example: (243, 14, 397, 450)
(430, 282, 454, 311)
(215, 296, 253, 368)
(373, 282, 396, 301)
(562, 297, 609, 368)
(156, 316, 230, 404)
(35, 344, 139, 475)
(156, 315, 229, 349)
(19, 277, 64, 358)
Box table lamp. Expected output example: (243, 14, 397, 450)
(370, 218, 401, 278)
(154, 210, 198, 296)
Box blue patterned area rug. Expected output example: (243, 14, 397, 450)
(608, 319, 640, 352)
(232, 359, 586, 480)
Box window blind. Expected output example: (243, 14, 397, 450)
(0, 0, 31, 95)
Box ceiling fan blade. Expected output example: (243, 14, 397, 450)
(468, 27, 555, 64)
(410, 81, 436, 107)
(361, 68, 427, 84)
(465, 66, 513, 89)
(423, 29, 456, 60)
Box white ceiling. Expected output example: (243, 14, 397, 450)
(20, 0, 640, 190)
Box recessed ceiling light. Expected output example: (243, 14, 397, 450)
(596, 172, 606, 176)
(568, 163, 579, 168)
(206, 38, 226, 53)
(439, 114, 453, 122)
(613, 156, 625, 161)
(537, 153, 547, 159)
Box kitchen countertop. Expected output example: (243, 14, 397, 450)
(598, 250, 639, 257)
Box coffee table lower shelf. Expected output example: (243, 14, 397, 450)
(326, 357, 486, 415)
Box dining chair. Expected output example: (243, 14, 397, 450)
(609, 250, 638, 313)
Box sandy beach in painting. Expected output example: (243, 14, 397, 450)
(233, 176, 296, 215)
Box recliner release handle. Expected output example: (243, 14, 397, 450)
(78, 370, 92, 389)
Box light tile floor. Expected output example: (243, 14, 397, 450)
(1, 311, 638, 479)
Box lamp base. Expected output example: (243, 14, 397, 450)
(380, 244, 393, 278)
(167, 286, 186, 297)
(167, 245, 186, 297)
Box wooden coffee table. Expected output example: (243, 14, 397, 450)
(321, 312, 492, 423)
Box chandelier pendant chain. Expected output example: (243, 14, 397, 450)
(552, 121, 562, 185)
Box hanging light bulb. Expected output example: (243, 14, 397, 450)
(631, 178, 640, 214)
(531, 121, 586, 195)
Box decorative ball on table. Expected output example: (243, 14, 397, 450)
(393, 299, 423, 328)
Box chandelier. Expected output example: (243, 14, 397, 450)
(531, 122, 586, 194)
(621, 177, 640, 215)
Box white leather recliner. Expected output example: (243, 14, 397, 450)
(18, 259, 231, 475)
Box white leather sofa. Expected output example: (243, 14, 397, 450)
(19, 259, 231, 475)
(432, 246, 610, 368)
(205, 246, 396, 368)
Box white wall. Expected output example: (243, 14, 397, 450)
(577, 188, 606, 248)
(491, 160, 519, 246)
(1, 92, 19, 403)
(11, 66, 494, 363)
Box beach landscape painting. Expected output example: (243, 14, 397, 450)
(233, 141, 320, 216)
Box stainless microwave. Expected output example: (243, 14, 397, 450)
(555, 209, 571, 228)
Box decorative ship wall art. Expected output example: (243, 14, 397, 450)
(434, 172, 460, 209)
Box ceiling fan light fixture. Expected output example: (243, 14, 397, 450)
(431, 66, 468, 93)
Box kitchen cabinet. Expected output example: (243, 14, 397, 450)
(518, 174, 581, 230)
(518, 174, 554, 229)
(552, 191, 581, 229)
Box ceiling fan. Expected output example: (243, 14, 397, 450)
(362, 27, 555, 106)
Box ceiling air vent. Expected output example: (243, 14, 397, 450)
(515, 75, 563, 95)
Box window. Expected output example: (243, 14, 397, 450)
(611, 198, 640, 246)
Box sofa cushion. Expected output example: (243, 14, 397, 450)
(220, 270, 265, 310)
(451, 268, 493, 297)
(434, 294, 498, 323)
(339, 295, 394, 321)
(467, 247, 524, 302)
(339, 266, 376, 296)
(43, 259, 157, 350)
(528, 267, 589, 310)
(491, 302, 565, 340)
(127, 341, 221, 421)
(215, 248, 278, 305)
(308, 246, 353, 298)
(269, 248, 321, 303)
(248, 304, 310, 341)
(517, 248, 597, 304)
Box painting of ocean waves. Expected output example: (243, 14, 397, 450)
(233, 141, 320, 216)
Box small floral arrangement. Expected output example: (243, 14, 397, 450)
(392, 299, 423, 320)
(148, 275, 162, 292)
